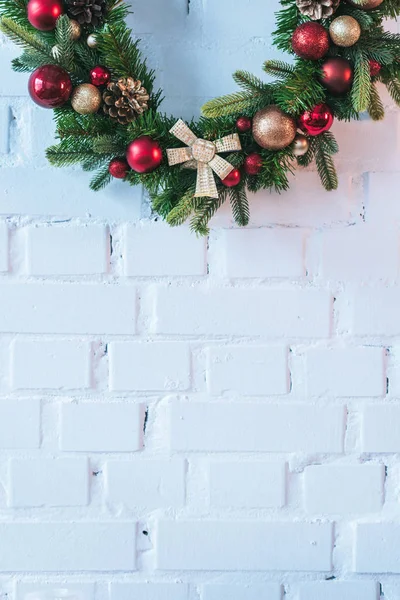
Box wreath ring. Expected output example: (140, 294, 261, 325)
(0, 0, 399, 234)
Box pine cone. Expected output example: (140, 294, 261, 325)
(66, 0, 106, 26)
(103, 77, 150, 125)
(296, 0, 340, 19)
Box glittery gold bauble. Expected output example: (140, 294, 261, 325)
(252, 105, 297, 151)
(87, 33, 98, 48)
(329, 16, 361, 47)
(71, 83, 102, 114)
(346, 0, 384, 8)
(293, 134, 309, 157)
(69, 19, 81, 41)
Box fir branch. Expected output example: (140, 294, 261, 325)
(54, 15, 75, 72)
(0, 16, 52, 58)
(233, 70, 270, 93)
(90, 165, 112, 191)
(386, 77, 400, 106)
(314, 135, 338, 191)
(263, 59, 295, 79)
(229, 186, 250, 227)
(166, 189, 196, 226)
(351, 48, 371, 112)
(202, 89, 275, 118)
(368, 82, 385, 120)
(190, 191, 228, 236)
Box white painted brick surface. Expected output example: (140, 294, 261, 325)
(206, 345, 289, 396)
(1, 0, 400, 594)
(11, 340, 91, 390)
(25, 224, 109, 275)
(304, 464, 384, 514)
(156, 521, 333, 571)
(109, 342, 190, 391)
(60, 402, 144, 452)
(9, 457, 89, 507)
(305, 347, 386, 397)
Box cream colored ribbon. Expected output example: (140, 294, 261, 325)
(167, 119, 242, 198)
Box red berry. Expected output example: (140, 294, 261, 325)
(236, 116, 252, 133)
(244, 153, 263, 176)
(109, 158, 129, 179)
(222, 168, 241, 188)
(369, 60, 382, 77)
(90, 66, 111, 87)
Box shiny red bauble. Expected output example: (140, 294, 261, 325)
(298, 103, 334, 136)
(126, 136, 163, 173)
(90, 65, 111, 87)
(236, 116, 252, 133)
(244, 153, 263, 176)
(222, 169, 241, 188)
(320, 57, 354, 95)
(292, 22, 330, 60)
(109, 158, 129, 179)
(28, 65, 72, 108)
(369, 59, 382, 77)
(27, 0, 63, 30)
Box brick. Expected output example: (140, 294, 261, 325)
(171, 401, 345, 453)
(15, 582, 95, 600)
(366, 172, 400, 225)
(110, 583, 188, 600)
(382, 584, 400, 600)
(362, 405, 400, 452)
(109, 342, 190, 392)
(219, 228, 304, 278)
(0, 104, 10, 154)
(298, 581, 379, 600)
(353, 289, 400, 336)
(306, 347, 386, 397)
(0, 222, 8, 272)
(206, 345, 289, 396)
(202, 583, 282, 600)
(25, 224, 108, 275)
(11, 340, 91, 390)
(0, 399, 40, 449)
(0, 283, 136, 334)
(124, 223, 206, 276)
(156, 520, 333, 571)
(304, 464, 384, 514)
(105, 459, 185, 508)
(209, 461, 286, 508)
(314, 225, 400, 282)
(154, 288, 331, 338)
(0, 522, 136, 571)
(9, 457, 89, 507)
(61, 402, 144, 452)
(355, 523, 400, 573)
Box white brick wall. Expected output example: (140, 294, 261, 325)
(0, 0, 399, 597)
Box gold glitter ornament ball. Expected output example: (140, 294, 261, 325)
(252, 105, 297, 151)
(71, 83, 102, 115)
(329, 15, 361, 47)
(293, 134, 309, 157)
(347, 0, 384, 8)
(69, 19, 81, 41)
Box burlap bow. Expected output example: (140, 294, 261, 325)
(167, 119, 242, 199)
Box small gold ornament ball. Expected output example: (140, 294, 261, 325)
(252, 105, 297, 151)
(293, 134, 309, 157)
(329, 15, 361, 47)
(71, 83, 102, 115)
(347, 0, 384, 8)
(87, 33, 98, 48)
(70, 19, 81, 41)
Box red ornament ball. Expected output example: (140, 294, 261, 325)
(222, 168, 241, 188)
(28, 64, 72, 108)
(109, 158, 129, 179)
(298, 103, 334, 136)
(244, 153, 263, 176)
(236, 116, 252, 133)
(292, 22, 329, 60)
(126, 136, 163, 174)
(320, 57, 354, 95)
(90, 65, 111, 87)
(369, 59, 382, 77)
(27, 0, 63, 31)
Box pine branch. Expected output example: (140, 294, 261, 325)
(190, 192, 228, 236)
(229, 186, 250, 227)
(351, 48, 371, 112)
(166, 189, 196, 226)
(0, 16, 52, 59)
(263, 59, 295, 79)
(90, 165, 112, 191)
(314, 136, 338, 191)
(368, 82, 385, 120)
(232, 70, 269, 93)
(54, 14, 75, 72)
(386, 77, 400, 106)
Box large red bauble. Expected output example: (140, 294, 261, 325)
(109, 158, 129, 179)
(222, 169, 241, 188)
(28, 65, 72, 108)
(126, 136, 163, 173)
(90, 66, 111, 87)
(244, 153, 263, 176)
(320, 57, 354, 95)
(27, 0, 63, 31)
(292, 22, 329, 60)
(298, 103, 334, 136)
(236, 116, 252, 133)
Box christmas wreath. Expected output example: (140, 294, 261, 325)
(0, 0, 399, 234)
